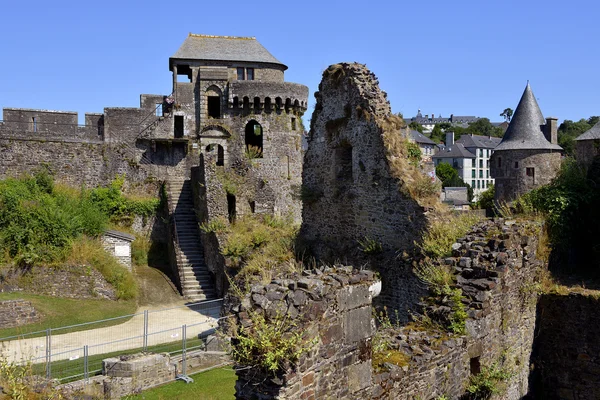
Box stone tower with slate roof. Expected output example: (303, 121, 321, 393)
(490, 83, 563, 203)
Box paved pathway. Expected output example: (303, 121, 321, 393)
(0, 300, 222, 364)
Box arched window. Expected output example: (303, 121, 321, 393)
(243, 97, 250, 114)
(245, 120, 263, 159)
(206, 86, 222, 118)
(264, 97, 272, 113)
(232, 97, 239, 110)
(275, 97, 282, 113)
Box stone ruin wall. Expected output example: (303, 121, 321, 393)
(300, 63, 430, 264)
(530, 293, 600, 399)
(230, 219, 546, 399)
(0, 299, 40, 329)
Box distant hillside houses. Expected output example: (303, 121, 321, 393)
(433, 132, 501, 200)
(407, 109, 507, 134)
(409, 129, 436, 162)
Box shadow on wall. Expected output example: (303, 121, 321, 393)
(137, 141, 188, 166)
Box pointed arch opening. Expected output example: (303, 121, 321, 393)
(245, 120, 263, 159)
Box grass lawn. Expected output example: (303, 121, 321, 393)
(129, 365, 236, 400)
(0, 292, 137, 340)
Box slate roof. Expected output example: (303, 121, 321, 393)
(170, 34, 286, 69)
(104, 230, 135, 242)
(494, 84, 562, 151)
(410, 130, 436, 145)
(576, 121, 600, 141)
(432, 143, 476, 159)
(456, 134, 502, 149)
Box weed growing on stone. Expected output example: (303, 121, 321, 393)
(372, 307, 410, 372)
(465, 362, 513, 399)
(245, 145, 263, 160)
(414, 262, 454, 295)
(413, 261, 467, 335)
(231, 310, 309, 375)
(419, 212, 482, 258)
(199, 217, 228, 234)
(447, 288, 467, 335)
(358, 236, 383, 255)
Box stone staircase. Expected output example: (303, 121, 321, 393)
(166, 178, 216, 301)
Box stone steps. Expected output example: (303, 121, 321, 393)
(166, 178, 216, 301)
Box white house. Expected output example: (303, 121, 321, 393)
(433, 132, 501, 200)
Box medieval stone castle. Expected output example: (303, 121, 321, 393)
(0, 34, 308, 301)
(1, 35, 598, 399)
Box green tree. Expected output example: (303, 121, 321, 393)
(500, 108, 514, 122)
(466, 118, 504, 137)
(476, 184, 495, 209)
(431, 124, 445, 144)
(409, 121, 424, 133)
(558, 118, 593, 156)
(435, 162, 458, 183)
(435, 162, 473, 201)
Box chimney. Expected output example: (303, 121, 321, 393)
(544, 117, 558, 145)
(446, 131, 455, 146)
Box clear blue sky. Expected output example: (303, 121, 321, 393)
(1, 0, 598, 125)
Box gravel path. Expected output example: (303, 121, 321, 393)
(0, 300, 222, 364)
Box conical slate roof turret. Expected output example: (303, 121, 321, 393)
(494, 83, 562, 151)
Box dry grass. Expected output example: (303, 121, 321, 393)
(379, 114, 441, 207)
(66, 236, 138, 300)
(221, 215, 301, 289)
(418, 212, 483, 258)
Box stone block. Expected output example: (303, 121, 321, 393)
(348, 361, 372, 393)
(337, 284, 370, 311)
(344, 306, 372, 344)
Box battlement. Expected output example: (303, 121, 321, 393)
(0, 108, 104, 140)
(228, 81, 308, 114)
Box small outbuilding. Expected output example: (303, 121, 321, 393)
(101, 230, 136, 270)
(575, 122, 600, 168)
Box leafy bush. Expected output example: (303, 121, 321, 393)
(0, 359, 63, 399)
(89, 175, 159, 219)
(406, 142, 422, 166)
(0, 175, 107, 265)
(475, 184, 495, 210)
